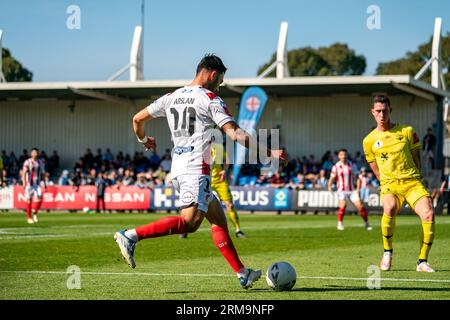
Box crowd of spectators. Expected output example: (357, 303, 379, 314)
(1, 147, 381, 195)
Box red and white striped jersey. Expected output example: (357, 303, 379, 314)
(23, 158, 43, 187)
(330, 161, 357, 192)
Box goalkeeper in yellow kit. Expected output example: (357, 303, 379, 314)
(363, 95, 435, 272)
(180, 142, 246, 239)
(210, 142, 246, 238)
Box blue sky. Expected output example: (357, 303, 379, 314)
(0, 0, 449, 82)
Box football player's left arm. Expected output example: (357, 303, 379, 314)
(221, 121, 287, 164)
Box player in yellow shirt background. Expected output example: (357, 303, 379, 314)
(180, 142, 246, 239)
(211, 142, 246, 238)
(363, 95, 435, 272)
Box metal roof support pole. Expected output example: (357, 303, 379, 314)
(129, 25, 143, 82)
(259, 22, 290, 79)
(431, 17, 442, 89)
(108, 25, 143, 82)
(276, 21, 289, 79)
(0, 30, 6, 82)
(436, 96, 444, 170)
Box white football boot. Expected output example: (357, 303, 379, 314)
(114, 230, 136, 268)
(380, 251, 392, 271)
(337, 221, 345, 231)
(27, 218, 34, 224)
(238, 268, 262, 289)
(33, 214, 38, 223)
(416, 261, 435, 273)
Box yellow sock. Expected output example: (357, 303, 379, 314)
(419, 221, 435, 261)
(228, 206, 240, 231)
(381, 214, 396, 251)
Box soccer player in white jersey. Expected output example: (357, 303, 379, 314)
(114, 54, 287, 289)
(328, 149, 372, 231)
(22, 148, 45, 224)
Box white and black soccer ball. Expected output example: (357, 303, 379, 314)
(82, 206, 90, 213)
(266, 261, 297, 291)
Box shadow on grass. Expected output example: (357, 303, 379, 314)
(164, 285, 450, 295)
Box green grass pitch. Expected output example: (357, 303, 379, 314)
(0, 212, 449, 300)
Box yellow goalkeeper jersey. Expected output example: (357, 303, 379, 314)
(211, 143, 226, 184)
(362, 124, 421, 184)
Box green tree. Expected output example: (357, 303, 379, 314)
(376, 32, 449, 89)
(1, 48, 33, 82)
(257, 43, 366, 77)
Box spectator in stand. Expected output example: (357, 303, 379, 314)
(108, 170, 118, 185)
(358, 167, 370, 202)
(354, 151, 364, 169)
(103, 148, 114, 163)
(122, 169, 135, 186)
(9, 152, 18, 166)
(58, 170, 71, 185)
(151, 169, 165, 186)
(72, 168, 84, 191)
(44, 172, 54, 186)
(116, 151, 124, 167)
(85, 169, 97, 185)
(256, 174, 268, 187)
(160, 154, 172, 173)
(269, 171, 286, 188)
(315, 169, 328, 189)
(136, 173, 152, 189)
(423, 128, 437, 171)
(83, 148, 94, 169)
(149, 151, 161, 171)
(322, 153, 334, 173)
(39, 150, 49, 169)
(19, 149, 28, 167)
(367, 172, 380, 188)
(48, 150, 60, 177)
(332, 151, 339, 163)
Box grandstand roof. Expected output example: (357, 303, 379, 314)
(0, 75, 449, 102)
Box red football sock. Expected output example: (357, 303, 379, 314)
(211, 225, 244, 272)
(135, 216, 186, 240)
(26, 202, 32, 219)
(359, 207, 368, 222)
(34, 201, 42, 215)
(338, 207, 345, 222)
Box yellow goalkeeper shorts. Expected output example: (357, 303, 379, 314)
(380, 178, 430, 210)
(212, 180, 233, 202)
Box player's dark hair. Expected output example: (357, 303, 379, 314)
(372, 95, 391, 108)
(338, 148, 348, 154)
(31, 147, 39, 152)
(196, 54, 227, 75)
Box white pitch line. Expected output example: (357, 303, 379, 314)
(1, 270, 449, 284)
(0, 232, 112, 240)
(299, 276, 450, 284)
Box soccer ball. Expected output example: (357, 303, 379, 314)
(82, 206, 90, 213)
(266, 261, 297, 291)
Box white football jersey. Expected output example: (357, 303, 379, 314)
(147, 85, 234, 179)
